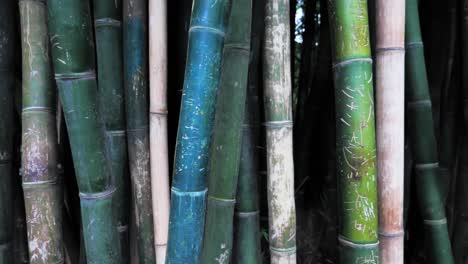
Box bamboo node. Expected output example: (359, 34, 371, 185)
(95, 18, 121, 28)
(22, 179, 59, 188)
(405, 41, 424, 49)
(207, 196, 236, 204)
(54, 70, 96, 81)
(269, 246, 297, 255)
(424, 218, 447, 226)
(80, 187, 116, 200)
(407, 99, 432, 108)
(263, 120, 293, 128)
(375, 47, 405, 54)
(414, 162, 438, 170)
(378, 231, 405, 238)
(338, 236, 379, 249)
(189, 26, 225, 37)
(333, 58, 373, 69)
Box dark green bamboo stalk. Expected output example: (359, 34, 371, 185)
(47, 1, 121, 263)
(123, 1, 156, 262)
(232, 0, 263, 262)
(200, 0, 252, 262)
(0, 0, 16, 262)
(327, 0, 379, 262)
(263, 0, 297, 262)
(405, 0, 454, 262)
(19, 1, 63, 263)
(93, 1, 129, 262)
(166, 0, 231, 262)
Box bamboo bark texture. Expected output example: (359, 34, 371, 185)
(47, 0, 121, 262)
(327, 0, 379, 262)
(166, 0, 231, 262)
(375, 0, 405, 263)
(149, 0, 170, 262)
(405, 0, 454, 262)
(263, 0, 297, 263)
(0, 0, 16, 262)
(200, 0, 252, 262)
(123, 1, 156, 262)
(93, 0, 130, 261)
(19, 1, 63, 263)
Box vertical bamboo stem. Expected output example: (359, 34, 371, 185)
(263, 0, 297, 263)
(19, 1, 63, 263)
(405, 0, 454, 262)
(166, 0, 231, 262)
(149, 0, 169, 262)
(327, 0, 379, 262)
(200, 0, 252, 262)
(0, 0, 16, 262)
(375, 0, 405, 263)
(47, 0, 121, 262)
(92, 0, 129, 261)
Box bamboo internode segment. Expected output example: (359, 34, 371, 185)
(375, 0, 405, 263)
(123, 0, 156, 262)
(166, 0, 231, 263)
(328, 0, 379, 262)
(0, 0, 16, 262)
(405, 0, 454, 262)
(47, 0, 121, 262)
(200, 0, 252, 262)
(263, 0, 297, 263)
(93, 0, 130, 261)
(19, 1, 64, 263)
(149, 0, 170, 262)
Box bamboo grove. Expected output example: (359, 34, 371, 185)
(0, 0, 467, 263)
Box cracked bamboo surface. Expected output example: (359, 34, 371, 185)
(19, 1, 63, 263)
(375, 0, 405, 263)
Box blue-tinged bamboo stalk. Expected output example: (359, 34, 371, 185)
(19, 1, 63, 263)
(123, 0, 156, 262)
(47, 0, 121, 263)
(0, 0, 17, 262)
(93, 1, 130, 262)
(263, 0, 297, 262)
(166, 0, 231, 262)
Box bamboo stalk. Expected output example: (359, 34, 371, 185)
(405, 0, 454, 262)
(263, 0, 297, 263)
(19, 1, 63, 263)
(232, 0, 264, 262)
(327, 0, 379, 262)
(375, 0, 405, 263)
(47, 0, 121, 262)
(92, 1, 130, 261)
(200, 0, 252, 262)
(123, 1, 156, 262)
(166, 0, 231, 262)
(0, 0, 16, 262)
(149, 0, 170, 262)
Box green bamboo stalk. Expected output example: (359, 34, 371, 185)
(405, 0, 454, 262)
(47, 0, 121, 263)
(19, 1, 63, 263)
(0, 0, 17, 262)
(200, 0, 252, 262)
(232, 0, 263, 262)
(263, 0, 297, 262)
(92, 1, 130, 262)
(123, 0, 156, 262)
(327, 0, 379, 262)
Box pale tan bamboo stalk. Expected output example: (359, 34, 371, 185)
(263, 0, 296, 263)
(375, 1, 405, 263)
(149, 0, 169, 262)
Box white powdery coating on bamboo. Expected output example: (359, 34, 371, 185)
(266, 127, 296, 248)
